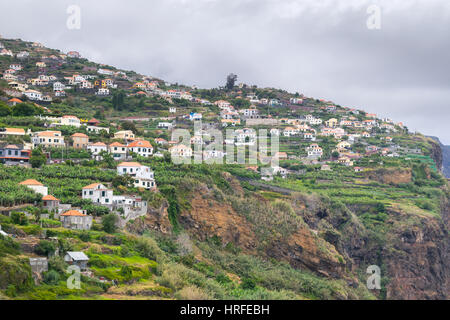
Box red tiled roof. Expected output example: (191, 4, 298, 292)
(61, 210, 85, 217)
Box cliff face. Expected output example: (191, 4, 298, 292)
(132, 174, 449, 300)
(428, 138, 444, 172)
(383, 207, 449, 299)
(428, 136, 449, 177)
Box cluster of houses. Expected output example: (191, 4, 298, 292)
(0, 42, 125, 100)
(16, 161, 155, 230)
(0, 39, 417, 183)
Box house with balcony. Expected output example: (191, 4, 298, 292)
(127, 140, 153, 157)
(306, 144, 323, 159)
(117, 162, 156, 190)
(32, 131, 65, 148)
(108, 142, 127, 160)
(114, 130, 135, 141)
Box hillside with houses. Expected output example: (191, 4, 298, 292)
(0, 37, 448, 300)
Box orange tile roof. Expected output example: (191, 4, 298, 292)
(5, 128, 25, 134)
(71, 133, 88, 138)
(37, 131, 61, 137)
(19, 179, 43, 186)
(109, 142, 125, 147)
(61, 210, 85, 217)
(82, 183, 103, 189)
(117, 162, 142, 167)
(90, 142, 107, 146)
(4, 144, 19, 149)
(8, 98, 22, 103)
(42, 195, 59, 201)
(127, 140, 153, 148)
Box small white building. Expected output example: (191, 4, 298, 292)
(127, 140, 153, 157)
(82, 183, 114, 205)
(96, 88, 110, 96)
(32, 131, 65, 148)
(24, 90, 42, 101)
(117, 162, 156, 190)
(19, 179, 48, 196)
(109, 142, 127, 160)
(306, 144, 323, 158)
(87, 142, 108, 160)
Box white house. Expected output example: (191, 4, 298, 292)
(60, 115, 81, 127)
(97, 68, 114, 76)
(32, 131, 65, 148)
(24, 90, 42, 101)
(9, 64, 22, 71)
(82, 183, 114, 205)
(306, 144, 323, 158)
(86, 126, 110, 134)
(16, 51, 29, 59)
(127, 140, 153, 157)
(169, 144, 193, 158)
(108, 142, 127, 160)
(96, 88, 110, 96)
(87, 142, 108, 160)
(117, 162, 156, 190)
(283, 127, 300, 137)
(19, 179, 48, 196)
(189, 112, 202, 121)
(53, 82, 65, 91)
(158, 122, 173, 130)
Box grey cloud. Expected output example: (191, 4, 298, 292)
(1, 0, 449, 143)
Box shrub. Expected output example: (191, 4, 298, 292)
(48, 255, 66, 274)
(43, 270, 60, 285)
(10, 212, 28, 225)
(102, 213, 118, 233)
(175, 285, 211, 300)
(240, 277, 257, 290)
(35, 240, 57, 256)
(79, 231, 91, 242)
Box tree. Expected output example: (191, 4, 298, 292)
(112, 174, 134, 188)
(11, 212, 28, 225)
(0, 101, 11, 116)
(102, 213, 118, 233)
(119, 265, 133, 282)
(30, 148, 46, 168)
(112, 90, 126, 110)
(12, 103, 38, 116)
(99, 150, 115, 168)
(121, 121, 137, 134)
(35, 240, 57, 256)
(225, 73, 237, 90)
(332, 151, 340, 159)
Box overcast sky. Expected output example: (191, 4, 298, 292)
(1, 0, 449, 143)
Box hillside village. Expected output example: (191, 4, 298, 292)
(0, 37, 448, 300)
